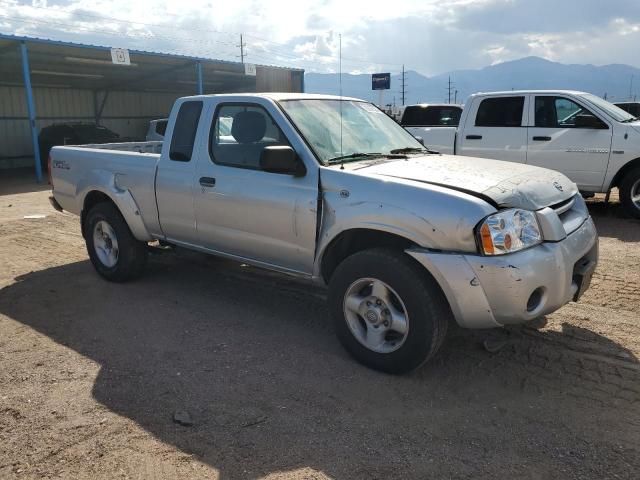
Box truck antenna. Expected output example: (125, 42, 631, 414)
(339, 33, 344, 168)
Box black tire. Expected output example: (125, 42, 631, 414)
(84, 202, 148, 282)
(619, 167, 640, 219)
(38, 142, 52, 171)
(328, 248, 451, 374)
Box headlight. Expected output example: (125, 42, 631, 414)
(477, 209, 542, 255)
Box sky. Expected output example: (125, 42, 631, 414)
(1, 0, 640, 76)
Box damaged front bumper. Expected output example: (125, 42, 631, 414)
(407, 216, 598, 329)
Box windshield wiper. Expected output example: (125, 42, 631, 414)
(389, 146, 439, 154)
(327, 152, 383, 164)
(327, 152, 410, 166)
(621, 117, 638, 123)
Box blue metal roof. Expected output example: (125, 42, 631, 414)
(0, 32, 304, 72)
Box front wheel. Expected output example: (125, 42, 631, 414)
(619, 167, 640, 219)
(328, 248, 451, 374)
(84, 202, 148, 282)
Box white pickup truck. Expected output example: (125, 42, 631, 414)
(399, 103, 463, 154)
(413, 90, 640, 218)
(145, 118, 168, 142)
(49, 93, 598, 373)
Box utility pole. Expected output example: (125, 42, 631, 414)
(447, 76, 455, 104)
(400, 65, 407, 106)
(454, 89, 458, 104)
(237, 34, 247, 63)
(630, 75, 634, 100)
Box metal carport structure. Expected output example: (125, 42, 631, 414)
(0, 34, 304, 182)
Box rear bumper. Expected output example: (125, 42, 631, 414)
(407, 216, 598, 329)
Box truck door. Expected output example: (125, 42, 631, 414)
(193, 101, 318, 275)
(155, 100, 203, 244)
(526, 95, 613, 190)
(458, 95, 528, 163)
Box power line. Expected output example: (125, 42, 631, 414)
(1, 10, 413, 77)
(1, 5, 405, 68)
(400, 65, 407, 106)
(6, 2, 401, 67)
(237, 34, 246, 63)
(0, 14, 238, 50)
(2, 4, 237, 38)
(246, 36, 403, 67)
(446, 76, 455, 103)
(2, 13, 402, 73)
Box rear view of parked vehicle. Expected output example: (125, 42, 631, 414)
(614, 102, 640, 117)
(146, 118, 168, 141)
(399, 104, 463, 154)
(38, 123, 126, 171)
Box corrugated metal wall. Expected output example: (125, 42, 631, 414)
(1, 66, 302, 169)
(98, 90, 179, 138)
(256, 66, 303, 93)
(0, 86, 179, 168)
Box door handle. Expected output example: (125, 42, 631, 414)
(199, 176, 216, 187)
(532, 136, 552, 141)
(466, 134, 482, 140)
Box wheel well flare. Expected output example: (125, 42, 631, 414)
(321, 229, 418, 283)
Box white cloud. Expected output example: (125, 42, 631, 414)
(0, 0, 638, 75)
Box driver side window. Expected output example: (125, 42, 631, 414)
(209, 104, 290, 170)
(535, 96, 600, 128)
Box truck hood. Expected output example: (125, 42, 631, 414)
(350, 155, 578, 210)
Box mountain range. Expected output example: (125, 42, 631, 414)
(304, 56, 640, 106)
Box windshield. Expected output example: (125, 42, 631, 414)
(580, 93, 637, 122)
(278, 99, 425, 164)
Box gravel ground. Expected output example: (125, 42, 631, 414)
(0, 181, 638, 479)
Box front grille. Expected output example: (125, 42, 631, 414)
(551, 196, 575, 216)
(552, 194, 589, 235)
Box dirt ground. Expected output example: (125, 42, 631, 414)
(0, 175, 639, 479)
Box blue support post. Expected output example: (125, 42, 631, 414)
(20, 41, 42, 182)
(196, 61, 203, 95)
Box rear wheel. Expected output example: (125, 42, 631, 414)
(619, 167, 640, 219)
(328, 248, 451, 374)
(84, 202, 147, 282)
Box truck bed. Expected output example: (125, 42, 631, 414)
(404, 126, 456, 154)
(50, 142, 162, 236)
(78, 141, 163, 154)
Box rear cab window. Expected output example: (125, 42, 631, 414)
(401, 106, 462, 126)
(475, 97, 525, 127)
(627, 104, 640, 117)
(156, 120, 168, 136)
(169, 101, 203, 162)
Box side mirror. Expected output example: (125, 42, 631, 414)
(260, 146, 306, 176)
(574, 114, 607, 129)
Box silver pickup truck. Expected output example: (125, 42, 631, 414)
(49, 93, 598, 373)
